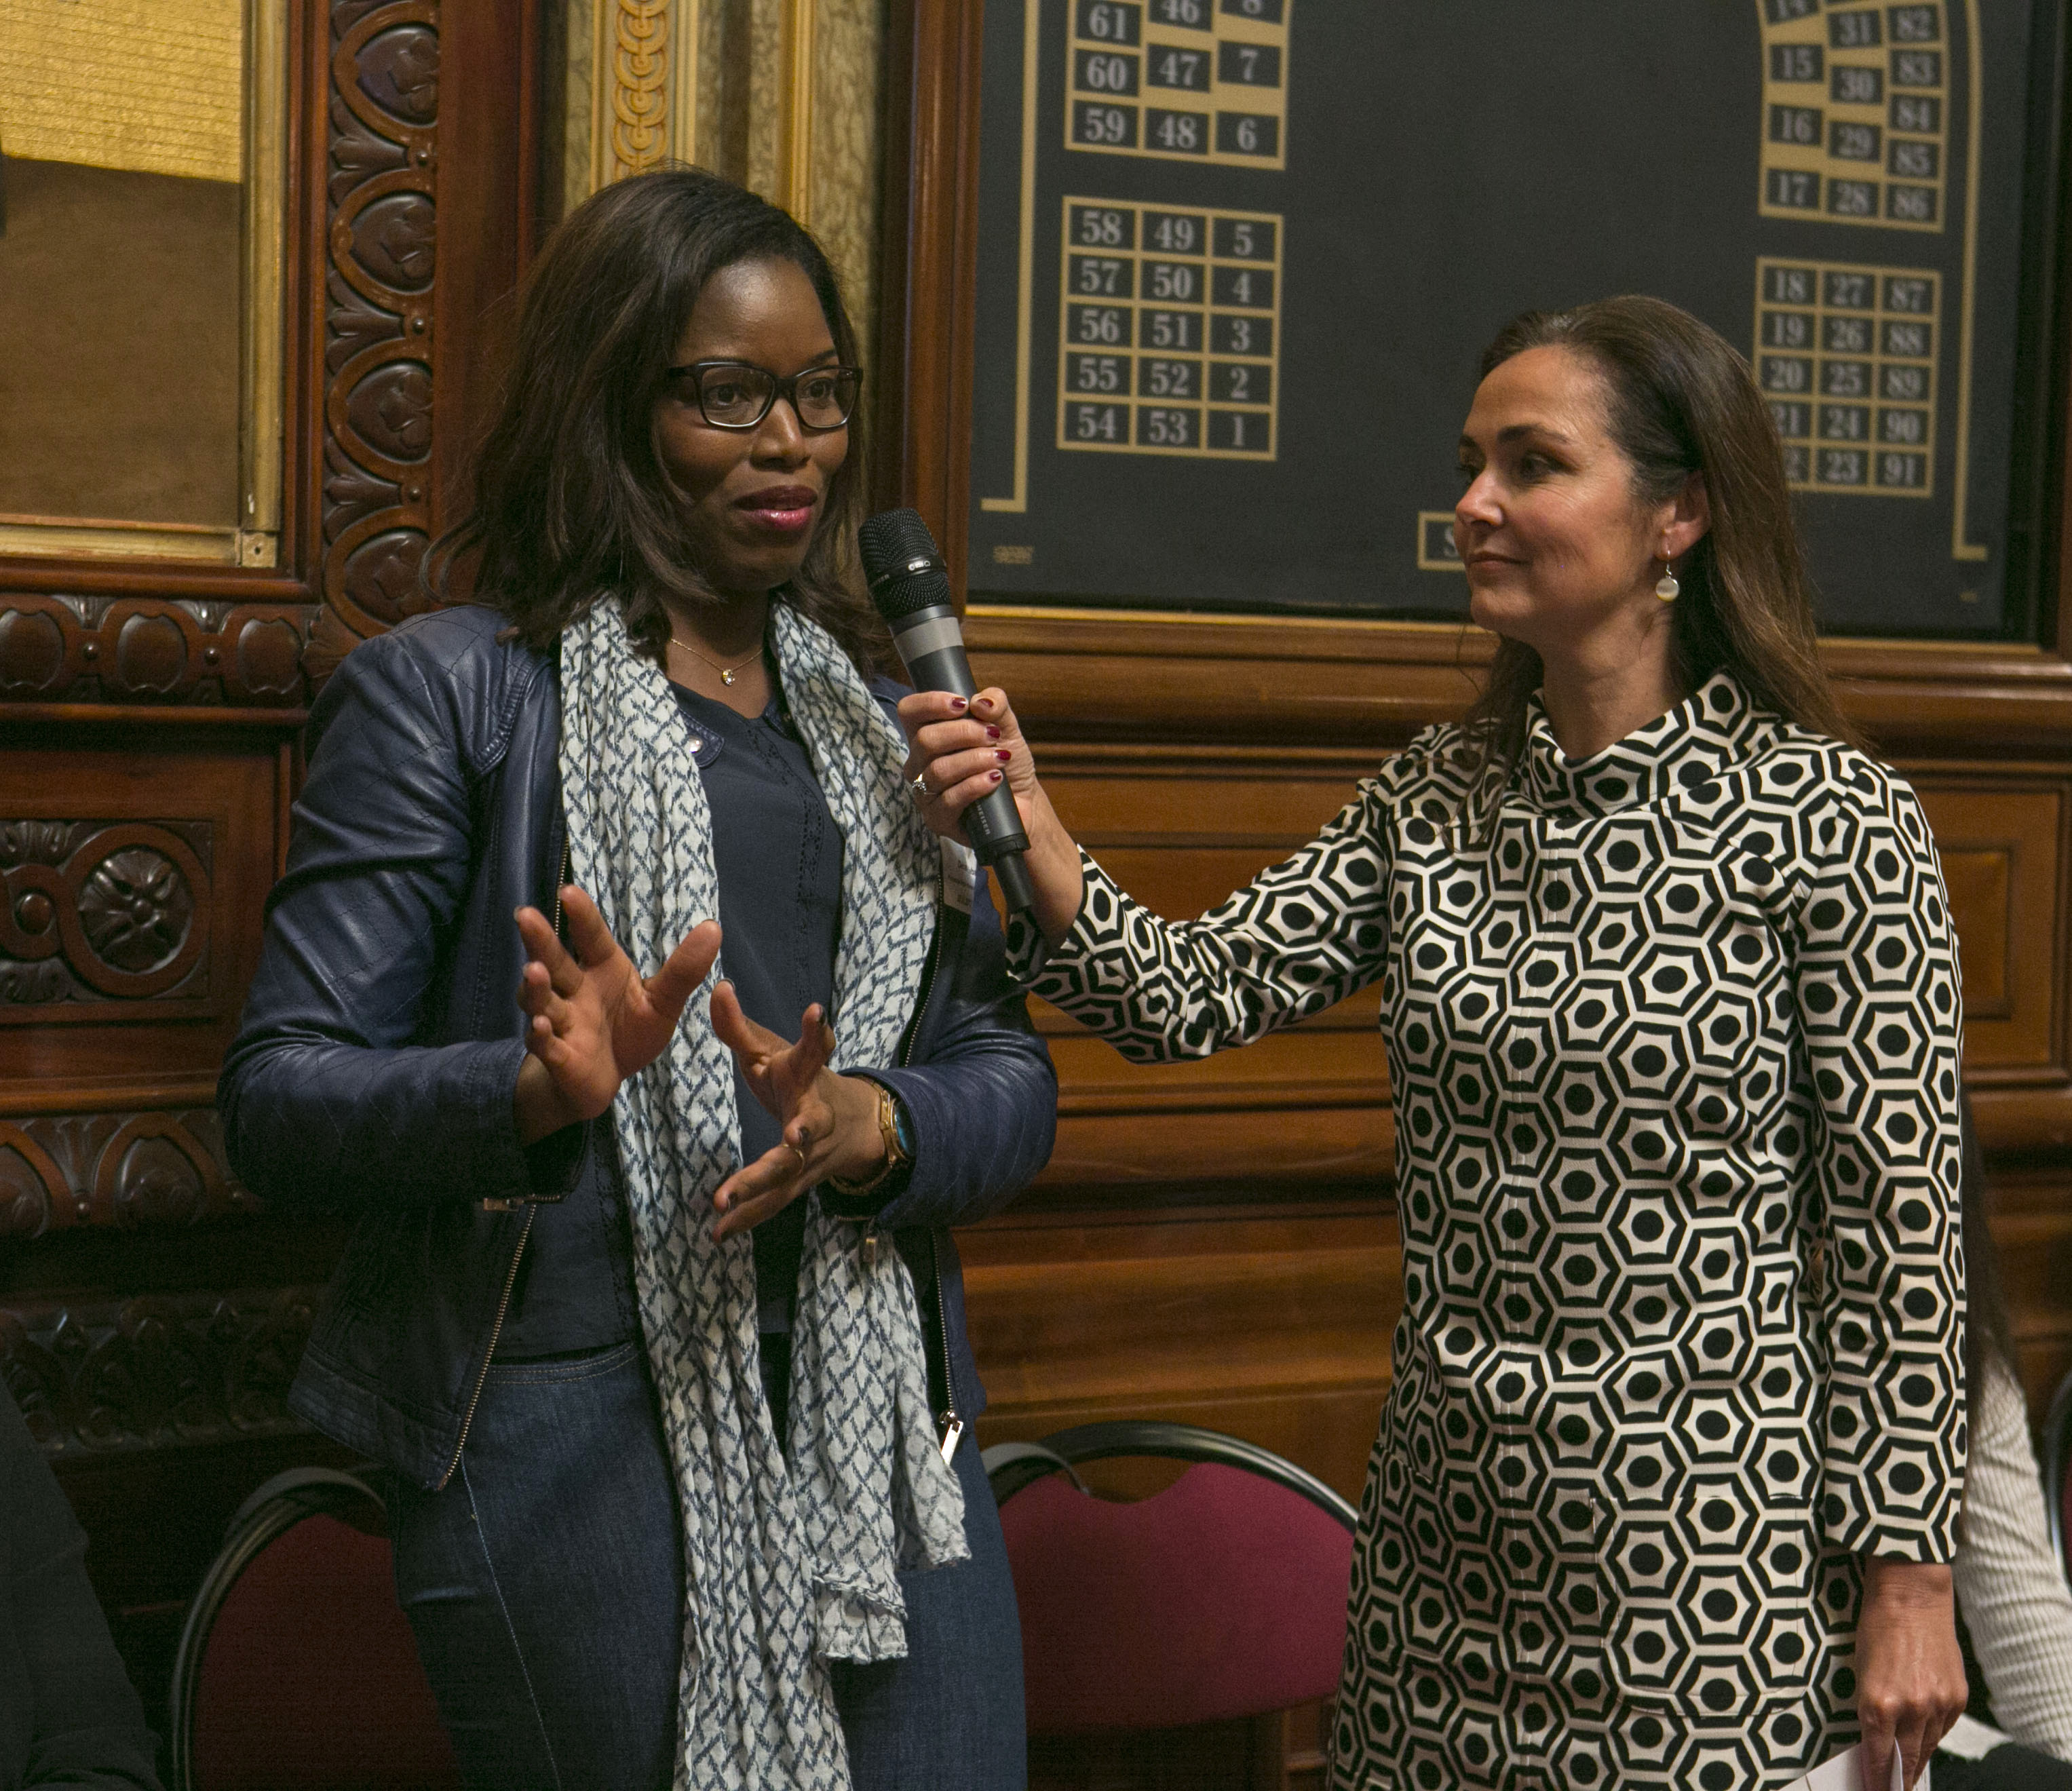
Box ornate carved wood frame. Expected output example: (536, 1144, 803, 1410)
(0, 0, 536, 721)
(0, 0, 291, 572)
(0, 2, 537, 1436)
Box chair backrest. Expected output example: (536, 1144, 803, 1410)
(169, 1467, 460, 1791)
(986, 1420, 1357, 1735)
(2046, 1366, 2072, 1585)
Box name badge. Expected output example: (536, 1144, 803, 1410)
(939, 837, 976, 915)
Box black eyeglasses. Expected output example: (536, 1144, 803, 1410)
(663, 359, 862, 431)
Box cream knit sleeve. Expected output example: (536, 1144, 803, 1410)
(1952, 1349, 2072, 1758)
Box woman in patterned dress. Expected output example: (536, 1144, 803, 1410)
(900, 297, 1969, 1790)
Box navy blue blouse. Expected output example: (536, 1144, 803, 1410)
(492, 681, 841, 1355)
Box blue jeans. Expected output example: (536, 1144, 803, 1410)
(389, 1339, 1025, 1791)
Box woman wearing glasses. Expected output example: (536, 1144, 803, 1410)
(904, 296, 1969, 1790)
(220, 168, 1053, 1791)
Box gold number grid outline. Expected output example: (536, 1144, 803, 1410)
(1417, 511, 1465, 573)
(1754, 256, 1939, 499)
(1064, 0, 1292, 171)
(1054, 195, 1282, 461)
(1757, 0, 1949, 233)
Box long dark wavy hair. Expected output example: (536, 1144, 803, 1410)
(429, 166, 890, 674)
(1461, 296, 1862, 782)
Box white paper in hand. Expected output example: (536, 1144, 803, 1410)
(1784, 1744, 1925, 1791)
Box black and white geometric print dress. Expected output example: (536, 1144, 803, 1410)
(1007, 672, 1966, 1791)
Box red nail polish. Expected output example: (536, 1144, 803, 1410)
(986, 725, 1001, 741)
(950, 697, 968, 712)
(989, 769, 1003, 783)
(995, 749, 1012, 763)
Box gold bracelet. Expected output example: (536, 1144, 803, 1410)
(827, 1079, 910, 1198)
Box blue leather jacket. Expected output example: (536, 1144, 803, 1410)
(218, 604, 1056, 1490)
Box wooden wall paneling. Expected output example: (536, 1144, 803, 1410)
(872, 0, 984, 551)
(0, 0, 541, 1741)
(0, 594, 313, 714)
(433, 0, 538, 523)
(312, 0, 539, 683)
(0, 731, 280, 1088)
(311, 0, 447, 680)
(1022, 742, 1392, 1197)
(963, 1204, 1398, 1507)
(1912, 773, 2072, 1153)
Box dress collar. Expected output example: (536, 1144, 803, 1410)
(1519, 670, 1758, 819)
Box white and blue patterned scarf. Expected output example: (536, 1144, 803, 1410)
(558, 598, 969, 1791)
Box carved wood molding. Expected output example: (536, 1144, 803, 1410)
(0, 820, 216, 1018)
(1, 1286, 318, 1459)
(313, 0, 443, 686)
(0, 1104, 252, 1240)
(0, 594, 313, 711)
(965, 608, 2072, 753)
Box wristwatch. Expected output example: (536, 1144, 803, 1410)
(825, 1079, 915, 1204)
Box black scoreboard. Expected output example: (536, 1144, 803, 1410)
(964, 0, 2060, 637)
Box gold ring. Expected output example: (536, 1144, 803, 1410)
(909, 769, 931, 799)
(786, 1141, 808, 1174)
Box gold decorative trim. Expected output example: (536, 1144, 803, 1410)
(778, 0, 815, 225)
(0, 519, 246, 564)
(241, 0, 287, 550)
(670, 0, 700, 166)
(1953, 0, 1987, 562)
(593, 0, 672, 183)
(979, 0, 1043, 515)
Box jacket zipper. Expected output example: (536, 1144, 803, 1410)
(438, 1202, 536, 1490)
(927, 1231, 963, 1464)
(893, 915, 961, 1463)
(440, 836, 571, 1490)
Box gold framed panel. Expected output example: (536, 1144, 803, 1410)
(0, 0, 287, 567)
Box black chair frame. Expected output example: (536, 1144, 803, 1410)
(984, 1419, 1359, 1530)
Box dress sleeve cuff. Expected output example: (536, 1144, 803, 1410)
(1003, 847, 1108, 988)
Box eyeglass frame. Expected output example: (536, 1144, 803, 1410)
(661, 358, 864, 432)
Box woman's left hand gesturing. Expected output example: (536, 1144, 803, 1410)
(708, 985, 887, 1237)
(1855, 1556, 1966, 1790)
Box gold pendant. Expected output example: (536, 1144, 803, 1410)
(721, 668, 736, 685)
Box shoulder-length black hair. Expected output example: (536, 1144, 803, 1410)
(430, 166, 890, 674)
(1461, 296, 1862, 779)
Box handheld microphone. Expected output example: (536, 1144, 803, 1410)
(858, 508, 1036, 914)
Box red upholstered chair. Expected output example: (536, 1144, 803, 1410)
(985, 1420, 1358, 1738)
(169, 1467, 459, 1791)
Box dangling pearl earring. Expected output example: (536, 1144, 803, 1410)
(1655, 539, 1680, 602)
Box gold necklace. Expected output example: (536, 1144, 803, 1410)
(667, 634, 764, 687)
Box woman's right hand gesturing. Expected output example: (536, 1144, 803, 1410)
(897, 686, 1086, 944)
(511, 885, 723, 1144)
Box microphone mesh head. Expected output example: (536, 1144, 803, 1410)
(858, 508, 953, 621)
